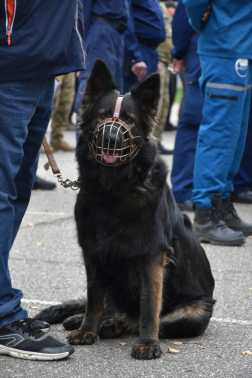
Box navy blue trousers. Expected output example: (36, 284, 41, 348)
(233, 104, 252, 194)
(0, 76, 54, 328)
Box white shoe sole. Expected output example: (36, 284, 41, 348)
(0, 344, 70, 360)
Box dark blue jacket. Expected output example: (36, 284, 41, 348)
(124, 0, 165, 64)
(171, 0, 201, 82)
(171, 0, 193, 61)
(83, 0, 127, 37)
(183, 0, 252, 59)
(0, 0, 86, 83)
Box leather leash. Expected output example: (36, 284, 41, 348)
(42, 136, 80, 190)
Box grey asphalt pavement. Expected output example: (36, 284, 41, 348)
(1, 128, 252, 378)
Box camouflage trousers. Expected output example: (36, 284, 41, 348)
(50, 72, 75, 143)
(155, 61, 171, 142)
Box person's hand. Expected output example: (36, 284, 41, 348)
(172, 58, 185, 73)
(202, 6, 211, 22)
(157, 64, 161, 74)
(131, 61, 147, 81)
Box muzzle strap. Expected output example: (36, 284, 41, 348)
(112, 95, 123, 120)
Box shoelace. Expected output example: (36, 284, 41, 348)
(223, 203, 239, 220)
(212, 209, 228, 230)
(11, 318, 50, 340)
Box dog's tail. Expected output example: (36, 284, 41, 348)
(34, 299, 87, 324)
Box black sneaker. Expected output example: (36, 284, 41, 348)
(0, 318, 74, 360)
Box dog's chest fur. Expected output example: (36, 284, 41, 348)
(75, 155, 171, 262)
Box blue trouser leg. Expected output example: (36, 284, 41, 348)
(0, 76, 54, 328)
(171, 120, 199, 202)
(192, 56, 252, 209)
(171, 34, 203, 202)
(123, 44, 159, 94)
(223, 88, 251, 197)
(233, 98, 252, 194)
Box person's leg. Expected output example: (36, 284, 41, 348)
(156, 61, 170, 141)
(192, 56, 252, 245)
(165, 73, 176, 127)
(231, 96, 252, 201)
(171, 120, 199, 202)
(192, 56, 250, 209)
(50, 73, 75, 151)
(171, 81, 203, 209)
(222, 88, 251, 198)
(0, 76, 54, 328)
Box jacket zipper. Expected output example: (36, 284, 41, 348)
(5, 0, 16, 45)
(75, 0, 86, 65)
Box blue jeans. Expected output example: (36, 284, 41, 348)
(192, 56, 252, 209)
(0, 76, 54, 328)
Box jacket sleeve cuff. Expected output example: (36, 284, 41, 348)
(171, 47, 185, 60)
(182, 1, 210, 31)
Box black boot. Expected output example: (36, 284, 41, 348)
(221, 197, 252, 237)
(157, 142, 173, 155)
(194, 193, 245, 246)
(32, 175, 56, 190)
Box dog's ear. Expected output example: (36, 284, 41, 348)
(85, 59, 117, 97)
(131, 73, 160, 116)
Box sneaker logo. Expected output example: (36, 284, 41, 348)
(235, 59, 248, 78)
(0, 334, 24, 347)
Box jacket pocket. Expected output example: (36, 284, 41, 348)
(206, 93, 238, 101)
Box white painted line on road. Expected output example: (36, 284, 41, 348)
(22, 299, 60, 305)
(211, 317, 252, 326)
(21, 299, 252, 326)
(26, 211, 67, 216)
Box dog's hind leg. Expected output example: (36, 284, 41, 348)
(159, 298, 215, 338)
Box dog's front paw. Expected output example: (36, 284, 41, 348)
(67, 330, 96, 345)
(131, 341, 162, 360)
(63, 314, 85, 330)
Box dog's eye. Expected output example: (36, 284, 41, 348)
(99, 113, 106, 120)
(126, 117, 134, 123)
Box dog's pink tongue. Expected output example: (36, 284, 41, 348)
(103, 151, 118, 163)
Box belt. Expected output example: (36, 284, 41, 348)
(192, 31, 200, 35)
(188, 81, 199, 86)
(137, 37, 159, 50)
(94, 15, 127, 35)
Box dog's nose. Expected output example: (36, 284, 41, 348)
(104, 131, 117, 146)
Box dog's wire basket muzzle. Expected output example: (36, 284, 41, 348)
(89, 96, 140, 166)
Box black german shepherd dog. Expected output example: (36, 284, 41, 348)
(36, 59, 215, 360)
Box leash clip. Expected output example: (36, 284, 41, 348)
(54, 173, 80, 190)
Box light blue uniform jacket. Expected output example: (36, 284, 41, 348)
(182, 0, 252, 59)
